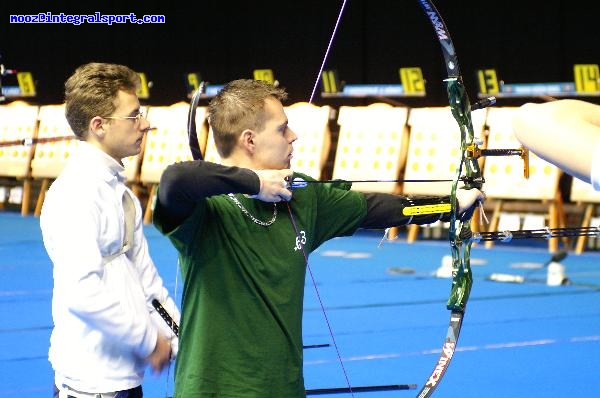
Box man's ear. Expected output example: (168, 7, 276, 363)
(240, 129, 255, 152)
(89, 116, 105, 139)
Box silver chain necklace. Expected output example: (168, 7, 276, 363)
(227, 194, 277, 226)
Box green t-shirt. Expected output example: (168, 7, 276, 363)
(154, 173, 367, 398)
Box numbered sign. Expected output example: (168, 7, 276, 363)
(16, 72, 36, 97)
(253, 69, 275, 84)
(573, 64, 599, 93)
(185, 72, 201, 97)
(186, 72, 201, 91)
(399, 67, 425, 94)
(136, 72, 150, 99)
(476, 69, 500, 94)
(321, 69, 340, 93)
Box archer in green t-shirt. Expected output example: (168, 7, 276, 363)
(153, 79, 483, 398)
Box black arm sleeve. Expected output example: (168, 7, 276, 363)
(361, 192, 452, 229)
(157, 160, 260, 226)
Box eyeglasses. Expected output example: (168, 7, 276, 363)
(103, 110, 146, 125)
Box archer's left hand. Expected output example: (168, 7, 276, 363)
(456, 188, 485, 219)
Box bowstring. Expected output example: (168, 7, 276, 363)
(285, 204, 354, 396)
(308, 0, 349, 104)
(298, 1, 355, 395)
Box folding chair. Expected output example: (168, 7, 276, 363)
(332, 103, 409, 194)
(0, 101, 39, 215)
(484, 107, 563, 252)
(570, 176, 600, 254)
(286, 102, 332, 180)
(140, 102, 208, 223)
(30, 104, 79, 216)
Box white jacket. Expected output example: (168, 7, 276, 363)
(40, 142, 180, 393)
(592, 142, 600, 191)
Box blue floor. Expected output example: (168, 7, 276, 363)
(2, 211, 600, 397)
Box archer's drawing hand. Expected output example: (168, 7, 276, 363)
(456, 188, 485, 220)
(253, 169, 294, 202)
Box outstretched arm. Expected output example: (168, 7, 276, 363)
(512, 99, 600, 185)
(361, 188, 484, 229)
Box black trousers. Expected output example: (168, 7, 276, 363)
(53, 385, 143, 398)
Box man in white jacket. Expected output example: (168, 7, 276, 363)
(40, 62, 180, 398)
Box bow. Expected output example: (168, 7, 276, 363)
(414, 1, 489, 396)
(299, 1, 489, 395)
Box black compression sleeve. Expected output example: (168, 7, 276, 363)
(157, 160, 260, 225)
(361, 192, 452, 229)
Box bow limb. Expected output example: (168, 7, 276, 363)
(187, 82, 206, 161)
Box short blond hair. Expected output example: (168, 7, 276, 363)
(208, 79, 288, 158)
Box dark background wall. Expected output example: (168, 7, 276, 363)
(1, 0, 598, 107)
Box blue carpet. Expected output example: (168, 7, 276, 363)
(2, 213, 600, 397)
